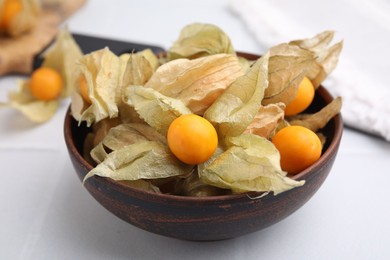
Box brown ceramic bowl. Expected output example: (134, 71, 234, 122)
(64, 53, 343, 241)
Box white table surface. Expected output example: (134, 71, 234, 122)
(1, 0, 390, 259)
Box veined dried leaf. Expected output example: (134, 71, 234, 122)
(290, 31, 335, 52)
(89, 142, 108, 165)
(238, 56, 253, 73)
(167, 23, 235, 60)
(263, 44, 315, 106)
(42, 28, 83, 97)
(115, 53, 131, 105)
(121, 49, 159, 87)
(175, 173, 229, 197)
(203, 53, 269, 144)
(289, 96, 342, 132)
(199, 134, 304, 195)
(103, 123, 166, 151)
(125, 86, 192, 136)
(70, 90, 84, 122)
(71, 48, 121, 127)
(244, 102, 285, 139)
(4, 81, 58, 123)
(317, 41, 343, 74)
(0, 0, 40, 36)
(90, 123, 166, 164)
(290, 31, 343, 88)
(118, 49, 160, 122)
(145, 54, 244, 115)
(84, 141, 194, 183)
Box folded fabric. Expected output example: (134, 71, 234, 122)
(230, 0, 390, 141)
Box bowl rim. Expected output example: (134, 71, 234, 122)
(64, 80, 343, 204)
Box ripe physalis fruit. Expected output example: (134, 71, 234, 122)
(79, 75, 92, 104)
(167, 114, 218, 165)
(284, 76, 315, 116)
(0, 0, 22, 30)
(272, 125, 322, 174)
(29, 67, 64, 101)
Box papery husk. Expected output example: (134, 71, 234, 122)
(84, 140, 194, 183)
(244, 102, 286, 139)
(71, 47, 121, 127)
(98, 123, 167, 152)
(0, 0, 40, 36)
(4, 80, 58, 123)
(167, 23, 235, 60)
(289, 31, 343, 88)
(121, 49, 160, 87)
(118, 49, 160, 123)
(145, 53, 244, 115)
(174, 172, 230, 197)
(90, 122, 166, 164)
(84, 121, 193, 182)
(288, 96, 342, 132)
(125, 86, 193, 136)
(262, 44, 315, 106)
(41, 28, 83, 97)
(74, 25, 345, 197)
(203, 53, 269, 144)
(238, 56, 254, 72)
(199, 134, 304, 195)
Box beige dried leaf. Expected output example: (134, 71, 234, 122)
(145, 53, 244, 115)
(244, 102, 286, 139)
(263, 44, 315, 106)
(71, 48, 121, 126)
(288, 96, 342, 132)
(42, 28, 83, 97)
(5, 81, 59, 123)
(167, 23, 235, 60)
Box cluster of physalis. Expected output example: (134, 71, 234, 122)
(2, 23, 343, 197)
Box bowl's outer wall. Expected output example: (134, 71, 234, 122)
(68, 154, 337, 241)
(64, 53, 343, 241)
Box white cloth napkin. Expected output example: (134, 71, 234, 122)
(230, 0, 390, 141)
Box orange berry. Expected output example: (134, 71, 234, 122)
(0, 0, 22, 30)
(272, 125, 322, 175)
(284, 76, 315, 116)
(29, 67, 63, 101)
(167, 114, 218, 165)
(79, 75, 92, 104)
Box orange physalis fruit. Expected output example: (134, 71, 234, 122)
(0, 0, 22, 30)
(272, 125, 322, 174)
(29, 67, 64, 101)
(284, 76, 315, 116)
(79, 75, 92, 104)
(167, 114, 218, 165)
